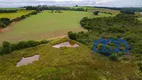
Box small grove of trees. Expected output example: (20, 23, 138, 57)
(0, 18, 11, 28)
(0, 10, 18, 13)
(93, 11, 99, 15)
(0, 40, 48, 55)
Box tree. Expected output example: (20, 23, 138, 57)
(93, 11, 99, 15)
(109, 54, 118, 61)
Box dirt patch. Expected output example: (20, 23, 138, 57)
(0, 22, 17, 33)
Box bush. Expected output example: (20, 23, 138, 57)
(0, 47, 3, 55)
(40, 40, 49, 44)
(0, 18, 11, 28)
(10, 44, 18, 51)
(93, 11, 99, 15)
(2, 41, 11, 54)
(27, 40, 40, 47)
(109, 53, 118, 61)
(68, 31, 77, 40)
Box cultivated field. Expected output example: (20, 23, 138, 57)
(0, 10, 33, 19)
(0, 10, 113, 44)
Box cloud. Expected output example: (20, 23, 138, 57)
(0, 0, 142, 7)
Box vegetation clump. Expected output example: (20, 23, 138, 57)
(0, 40, 48, 55)
(0, 18, 11, 28)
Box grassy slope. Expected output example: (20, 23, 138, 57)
(0, 38, 140, 80)
(0, 10, 113, 44)
(0, 10, 33, 19)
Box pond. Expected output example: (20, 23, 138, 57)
(52, 41, 79, 48)
(16, 55, 40, 67)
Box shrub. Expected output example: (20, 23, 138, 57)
(0, 18, 11, 28)
(40, 40, 49, 44)
(27, 40, 40, 47)
(2, 41, 11, 54)
(93, 11, 99, 15)
(109, 53, 118, 61)
(10, 44, 18, 51)
(0, 47, 3, 55)
(68, 31, 77, 40)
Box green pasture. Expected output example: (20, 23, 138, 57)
(138, 17, 142, 21)
(0, 10, 34, 19)
(0, 10, 114, 44)
(0, 38, 139, 80)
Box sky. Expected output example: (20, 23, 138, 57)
(0, 0, 142, 8)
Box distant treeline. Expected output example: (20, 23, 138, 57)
(24, 6, 86, 11)
(95, 6, 142, 12)
(95, 6, 142, 14)
(0, 10, 41, 28)
(0, 10, 18, 13)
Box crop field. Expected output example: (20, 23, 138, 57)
(0, 10, 114, 44)
(0, 10, 34, 19)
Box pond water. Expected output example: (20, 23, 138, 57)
(52, 42, 79, 48)
(16, 55, 40, 67)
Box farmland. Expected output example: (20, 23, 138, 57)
(0, 10, 114, 44)
(0, 10, 34, 19)
(0, 5, 142, 80)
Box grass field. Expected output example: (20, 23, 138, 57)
(0, 10, 33, 19)
(0, 38, 140, 80)
(0, 10, 114, 44)
(138, 17, 142, 21)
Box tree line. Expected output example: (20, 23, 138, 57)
(68, 14, 142, 61)
(95, 6, 142, 14)
(0, 40, 48, 55)
(0, 10, 41, 28)
(0, 10, 18, 13)
(24, 6, 86, 11)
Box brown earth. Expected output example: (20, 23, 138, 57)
(0, 22, 17, 33)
